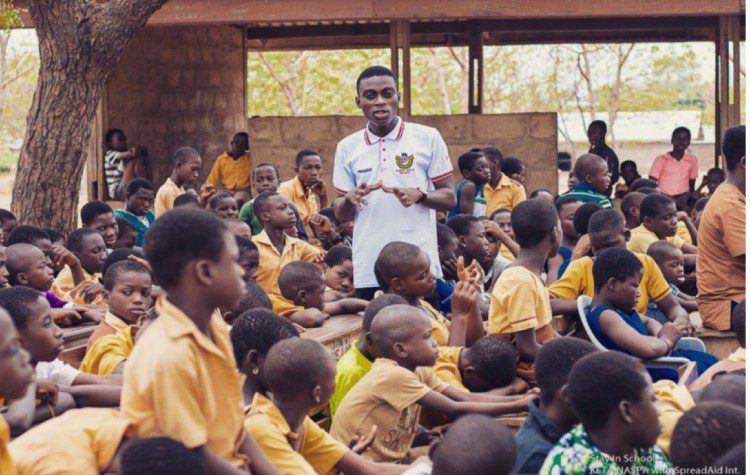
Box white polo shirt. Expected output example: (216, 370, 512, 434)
(333, 117, 453, 288)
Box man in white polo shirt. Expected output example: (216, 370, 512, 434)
(334, 66, 456, 299)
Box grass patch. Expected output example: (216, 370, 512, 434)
(0, 150, 19, 173)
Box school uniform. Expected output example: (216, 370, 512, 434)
(333, 117, 453, 290)
(278, 176, 321, 227)
(329, 345, 372, 418)
(206, 152, 252, 193)
(87, 311, 130, 351)
(419, 298, 451, 346)
(431, 346, 467, 392)
(268, 294, 304, 318)
(252, 230, 319, 297)
(154, 178, 185, 217)
(80, 325, 136, 376)
(653, 380, 695, 457)
(50, 267, 101, 298)
(0, 416, 15, 475)
(484, 173, 526, 216)
(627, 224, 686, 254)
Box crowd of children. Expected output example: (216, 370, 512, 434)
(0, 63, 745, 474)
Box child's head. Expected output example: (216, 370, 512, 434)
(0, 245, 8, 287)
(103, 260, 152, 324)
(323, 244, 353, 294)
(0, 286, 62, 363)
(119, 437, 208, 475)
(705, 167, 725, 194)
(144, 208, 245, 310)
(699, 374, 746, 407)
(573, 202, 603, 239)
(568, 352, 659, 449)
(629, 177, 659, 193)
(530, 189, 555, 205)
(173, 193, 200, 209)
(457, 151, 490, 185)
(222, 281, 273, 325)
(646, 241, 684, 286)
(294, 149, 323, 188)
(619, 160, 639, 185)
(481, 146, 503, 181)
(317, 207, 344, 236)
(230, 308, 300, 391)
(100, 248, 144, 279)
(253, 192, 296, 230)
(489, 208, 513, 239)
(171, 147, 202, 186)
(500, 157, 526, 185)
(573, 153, 610, 194)
(671, 126, 692, 152)
(567, 172, 578, 191)
(535, 338, 597, 421)
(620, 191, 645, 226)
(436, 223, 459, 276)
(692, 196, 709, 228)
(225, 218, 252, 240)
(555, 196, 582, 242)
(670, 402, 745, 470)
(81, 201, 119, 249)
(593, 247, 643, 312)
(639, 193, 678, 238)
(587, 120, 607, 147)
(0, 307, 34, 400)
(587, 209, 628, 255)
(6, 243, 54, 291)
(0, 208, 18, 245)
(460, 336, 517, 393)
(370, 304, 438, 367)
(374, 241, 435, 297)
(210, 194, 239, 219)
(229, 132, 249, 156)
(114, 219, 138, 249)
(265, 338, 334, 407)
(7, 225, 52, 264)
(43, 228, 65, 248)
(235, 236, 259, 284)
(252, 162, 280, 195)
(430, 414, 517, 475)
(124, 178, 154, 216)
(278, 261, 325, 311)
(67, 228, 107, 275)
(446, 214, 489, 264)
(105, 128, 126, 151)
(731, 300, 745, 348)
(722, 124, 745, 176)
(361, 293, 408, 357)
(511, 199, 561, 257)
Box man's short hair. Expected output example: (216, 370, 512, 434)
(639, 193, 674, 221)
(629, 178, 659, 192)
(699, 374, 746, 407)
(568, 352, 649, 431)
(7, 225, 49, 246)
(572, 153, 606, 181)
(252, 192, 279, 222)
(620, 160, 637, 172)
(646, 241, 680, 266)
(66, 228, 99, 254)
(555, 195, 581, 213)
(457, 151, 485, 174)
(104, 128, 124, 145)
(265, 338, 332, 398)
(356, 66, 396, 94)
(0, 286, 44, 330)
(171, 147, 200, 166)
(706, 167, 726, 181)
(101, 248, 144, 278)
(374, 241, 422, 290)
(620, 192, 645, 219)
(103, 259, 150, 292)
(587, 209, 624, 235)
(436, 223, 458, 247)
(143, 209, 227, 290)
(173, 193, 199, 207)
(530, 189, 553, 199)
(278, 261, 322, 300)
(670, 402, 745, 470)
(431, 414, 517, 475)
(120, 437, 208, 475)
(294, 149, 319, 167)
(481, 146, 503, 166)
(466, 336, 518, 389)
(125, 178, 154, 197)
(323, 244, 351, 267)
(731, 300, 745, 347)
(80, 201, 113, 226)
(722, 125, 745, 172)
(588, 120, 607, 134)
(572, 202, 602, 237)
(672, 126, 692, 141)
(318, 207, 340, 226)
(446, 214, 480, 238)
(535, 337, 597, 405)
(230, 308, 300, 367)
(362, 293, 408, 332)
(510, 199, 558, 248)
(500, 157, 524, 177)
(593, 247, 643, 291)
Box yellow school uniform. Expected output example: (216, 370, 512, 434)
(499, 244, 516, 262)
(0, 416, 15, 475)
(489, 266, 552, 336)
(549, 253, 671, 315)
(87, 311, 130, 351)
(330, 359, 449, 463)
(80, 325, 136, 376)
(627, 224, 686, 254)
(432, 346, 467, 392)
(653, 380, 695, 457)
(50, 266, 101, 299)
(329, 344, 372, 417)
(278, 176, 321, 227)
(9, 408, 132, 475)
(676, 221, 692, 245)
(419, 299, 451, 346)
(121, 295, 248, 468)
(154, 178, 186, 217)
(252, 230, 320, 297)
(244, 393, 348, 475)
(206, 152, 252, 192)
(269, 294, 304, 318)
(484, 174, 526, 216)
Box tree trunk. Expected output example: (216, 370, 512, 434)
(12, 0, 167, 232)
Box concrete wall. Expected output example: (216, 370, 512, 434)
(248, 113, 559, 196)
(105, 26, 246, 190)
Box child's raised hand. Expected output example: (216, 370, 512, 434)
(441, 257, 458, 280)
(50, 244, 79, 268)
(69, 281, 104, 304)
(127, 254, 152, 273)
(310, 179, 327, 197)
(675, 211, 690, 223)
(309, 214, 332, 234)
(456, 256, 482, 285)
(312, 252, 327, 266)
(348, 424, 377, 455)
(481, 219, 502, 238)
(451, 281, 478, 316)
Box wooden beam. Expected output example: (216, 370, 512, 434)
(715, 14, 742, 166)
(468, 31, 483, 114)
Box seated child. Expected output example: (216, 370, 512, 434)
(587, 247, 717, 378)
(670, 402, 745, 471)
(330, 294, 408, 417)
(206, 132, 252, 204)
(558, 153, 612, 208)
(234, 236, 259, 284)
(172, 192, 200, 209)
(278, 149, 327, 227)
(43, 228, 66, 276)
(240, 163, 308, 239)
(478, 219, 511, 292)
(615, 160, 641, 198)
(120, 208, 275, 471)
(251, 192, 321, 297)
(220, 281, 273, 326)
(210, 194, 240, 219)
(444, 215, 490, 314)
(482, 146, 526, 216)
(627, 193, 697, 266)
(514, 337, 597, 474)
(489, 208, 517, 261)
(120, 437, 208, 475)
(7, 225, 54, 263)
(114, 178, 156, 248)
(153, 147, 202, 217)
(500, 157, 527, 187)
(246, 338, 404, 474)
(547, 196, 582, 282)
(0, 208, 18, 245)
(435, 223, 459, 313)
(645, 241, 697, 323)
(50, 228, 107, 303)
(448, 151, 490, 218)
(529, 189, 555, 205)
(103, 128, 150, 200)
(80, 311, 156, 376)
(87, 260, 152, 350)
(690, 300, 745, 390)
(81, 201, 119, 251)
(568, 201, 603, 260)
(691, 196, 709, 229)
(323, 244, 355, 300)
(226, 218, 253, 240)
(114, 218, 138, 249)
(488, 199, 560, 384)
(331, 304, 533, 463)
(273, 260, 367, 328)
(542, 352, 672, 473)
(311, 206, 351, 249)
(0, 244, 8, 288)
(698, 167, 726, 197)
(620, 191, 646, 230)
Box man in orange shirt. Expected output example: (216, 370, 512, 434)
(697, 125, 745, 330)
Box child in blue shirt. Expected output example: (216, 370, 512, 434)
(448, 151, 490, 218)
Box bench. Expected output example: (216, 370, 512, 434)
(59, 324, 97, 368)
(302, 314, 363, 364)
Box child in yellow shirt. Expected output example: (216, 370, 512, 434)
(206, 132, 252, 204)
(210, 194, 240, 219)
(627, 193, 697, 266)
(50, 228, 107, 304)
(80, 310, 157, 376)
(153, 147, 203, 217)
(278, 149, 328, 227)
(431, 336, 519, 394)
(235, 236, 259, 284)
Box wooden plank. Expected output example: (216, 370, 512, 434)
(302, 314, 362, 363)
(697, 328, 740, 360)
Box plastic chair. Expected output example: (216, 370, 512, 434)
(576, 295, 705, 371)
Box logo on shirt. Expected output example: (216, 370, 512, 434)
(395, 153, 415, 170)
